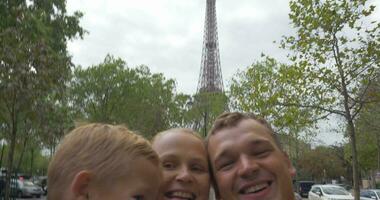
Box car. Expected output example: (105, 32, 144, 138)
(297, 181, 315, 198)
(10, 179, 43, 198)
(335, 183, 352, 191)
(308, 184, 354, 200)
(33, 176, 47, 195)
(360, 189, 380, 200)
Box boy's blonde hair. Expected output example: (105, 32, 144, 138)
(47, 123, 159, 200)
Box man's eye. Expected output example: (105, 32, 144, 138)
(254, 150, 270, 158)
(217, 161, 234, 171)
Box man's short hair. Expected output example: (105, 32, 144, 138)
(205, 112, 283, 198)
(47, 123, 159, 200)
(206, 112, 282, 150)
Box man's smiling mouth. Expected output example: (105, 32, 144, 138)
(239, 181, 272, 194)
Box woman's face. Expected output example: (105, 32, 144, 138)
(153, 131, 210, 200)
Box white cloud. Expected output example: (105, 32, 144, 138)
(66, 0, 293, 94)
(66, 0, 379, 145)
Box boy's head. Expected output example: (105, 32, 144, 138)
(48, 123, 162, 200)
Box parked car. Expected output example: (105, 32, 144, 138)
(10, 179, 43, 198)
(360, 189, 380, 200)
(308, 184, 354, 200)
(335, 183, 352, 191)
(33, 176, 47, 195)
(297, 180, 315, 198)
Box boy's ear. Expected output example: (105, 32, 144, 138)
(71, 170, 92, 199)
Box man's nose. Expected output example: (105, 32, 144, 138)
(237, 155, 259, 178)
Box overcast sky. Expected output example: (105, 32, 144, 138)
(66, 0, 380, 145)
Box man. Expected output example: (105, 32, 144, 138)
(206, 112, 296, 200)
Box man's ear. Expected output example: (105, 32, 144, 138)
(71, 170, 93, 199)
(283, 152, 296, 177)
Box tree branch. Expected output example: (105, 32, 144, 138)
(351, 71, 378, 119)
(345, 60, 376, 86)
(277, 102, 346, 116)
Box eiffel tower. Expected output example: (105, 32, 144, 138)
(197, 0, 224, 93)
(193, 0, 226, 138)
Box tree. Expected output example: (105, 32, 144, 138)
(354, 103, 380, 171)
(70, 55, 180, 138)
(353, 73, 380, 186)
(229, 57, 318, 165)
(298, 145, 347, 182)
(281, 0, 380, 198)
(0, 0, 84, 198)
(37, 92, 75, 157)
(190, 92, 228, 137)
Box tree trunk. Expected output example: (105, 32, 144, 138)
(0, 143, 5, 168)
(376, 133, 380, 170)
(30, 147, 34, 176)
(348, 119, 360, 200)
(5, 120, 17, 200)
(16, 135, 28, 175)
(295, 131, 300, 180)
(337, 48, 360, 199)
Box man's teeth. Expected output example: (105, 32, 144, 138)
(170, 191, 193, 199)
(243, 183, 269, 194)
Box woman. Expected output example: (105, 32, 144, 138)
(152, 128, 211, 200)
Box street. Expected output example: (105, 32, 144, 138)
(16, 196, 46, 200)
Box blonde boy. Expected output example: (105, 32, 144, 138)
(47, 123, 162, 200)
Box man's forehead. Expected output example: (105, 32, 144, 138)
(208, 119, 274, 151)
(213, 118, 271, 138)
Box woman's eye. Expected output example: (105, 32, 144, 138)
(130, 196, 143, 200)
(162, 162, 176, 169)
(191, 164, 206, 172)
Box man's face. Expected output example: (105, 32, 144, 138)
(153, 131, 210, 200)
(208, 119, 295, 200)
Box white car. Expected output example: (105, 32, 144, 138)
(360, 189, 380, 200)
(308, 184, 354, 200)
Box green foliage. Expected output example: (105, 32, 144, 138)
(229, 56, 318, 147)
(282, 0, 380, 113)
(189, 92, 228, 137)
(353, 73, 380, 172)
(70, 55, 181, 138)
(282, 0, 380, 198)
(298, 145, 347, 181)
(167, 93, 193, 127)
(37, 92, 75, 156)
(0, 0, 84, 198)
(0, 143, 49, 176)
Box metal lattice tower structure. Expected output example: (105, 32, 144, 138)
(197, 0, 224, 93)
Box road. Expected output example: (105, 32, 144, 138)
(16, 196, 46, 200)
